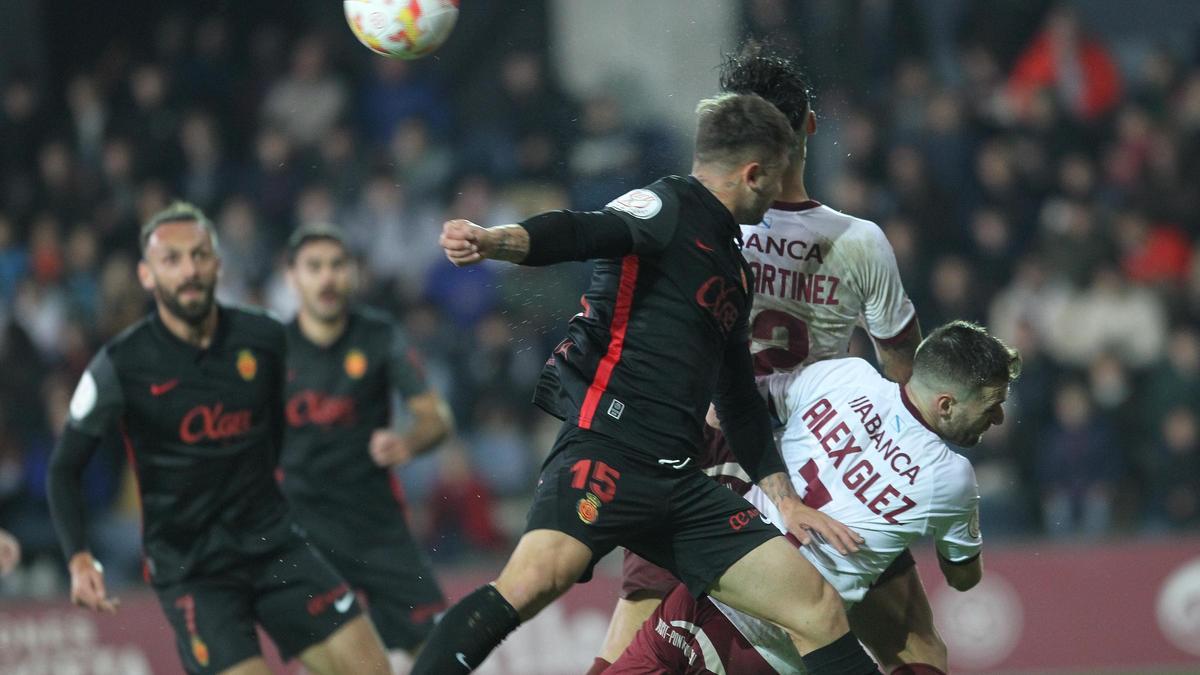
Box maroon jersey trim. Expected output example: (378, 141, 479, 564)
(872, 314, 918, 346)
(770, 199, 822, 211)
(900, 384, 938, 434)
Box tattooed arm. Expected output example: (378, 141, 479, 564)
(438, 210, 635, 268)
(758, 470, 863, 555)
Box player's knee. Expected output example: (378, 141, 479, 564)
(779, 579, 848, 645)
(907, 629, 947, 666)
(812, 579, 850, 635)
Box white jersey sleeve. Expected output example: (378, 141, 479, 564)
(927, 456, 983, 562)
(851, 224, 916, 341)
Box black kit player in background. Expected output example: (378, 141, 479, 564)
(411, 93, 879, 675)
(281, 223, 453, 671)
(46, 203, 392, 675)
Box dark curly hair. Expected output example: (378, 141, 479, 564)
(718, 41, 812, 132)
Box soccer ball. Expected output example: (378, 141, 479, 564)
(344, 0, 459, 60)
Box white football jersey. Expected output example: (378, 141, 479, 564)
(740, 202, 915, 372)
(747, 357, 982, 604)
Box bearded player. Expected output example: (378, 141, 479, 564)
(47, 203, 391, 675)
(593, 44, 941, 675)
(609, 321, 1013, 673)
(282, 223, 453, 671)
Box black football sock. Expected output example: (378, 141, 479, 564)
(410, 584, 521, 674)
(890, 665, 947, 675)
(801, 632, 882, 675)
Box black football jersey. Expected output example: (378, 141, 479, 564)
(533, 175, 755, 460)
(66, 306, 292, 586)
(280, 307, 428, 541)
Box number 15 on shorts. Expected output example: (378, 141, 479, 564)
(570, 459, 621, 503)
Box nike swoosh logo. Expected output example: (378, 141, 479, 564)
(694, 238, 715, 252)
(150, 379, 180, 396)
(658, 457, 693, 469)
(334, 591, 354, 613)
(759, 513, 774, 526)
(456, 652, 471, 669)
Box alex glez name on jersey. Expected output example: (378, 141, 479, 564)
(801, 395, 919, 524)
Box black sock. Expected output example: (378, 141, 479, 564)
(890, 665, 947, 675)
(801, 632, 882, 675)
(410, 584, 521, 673)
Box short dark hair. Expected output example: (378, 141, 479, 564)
(286, 222, 349, 264)
(694, 93, 795, 170)
(719, 41, 812, 131)
(140, 201, 218, 255)
(913, 320, 1021, 394)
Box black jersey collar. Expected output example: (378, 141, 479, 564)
(289, 310, 356, 352)
(686, 176, 742, 244)
(151, 304, 230, 357)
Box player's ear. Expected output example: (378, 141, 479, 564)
(743, 161, 766, 193)
(136, 259, 155, 292)
(348, 257, 362, 293)
(806, 109, 817, 136)
(284, 261, 298, 291)
(935, 392, 955, 419)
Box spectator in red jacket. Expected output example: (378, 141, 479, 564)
(1008, 5, 1122, 122)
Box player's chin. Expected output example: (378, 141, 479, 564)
(318, 307, 345, 322)
(959, 431, 986, 447)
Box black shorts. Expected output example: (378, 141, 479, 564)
(299, 516, 446, 652)
(155, 536, 361, 674)
(526, 426, 779, 597)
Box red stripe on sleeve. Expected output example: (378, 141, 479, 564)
(579, 256, 640, 429)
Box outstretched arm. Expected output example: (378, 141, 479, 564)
(439, 211, 634, 267)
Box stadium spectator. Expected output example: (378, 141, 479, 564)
(1143, 406, 1200, 531)
(1045, 265, 1168, 368)
(261, 34, 348, 149)
(1139, 327, 1200, 439)
(425, 442, 507, 562)
(360, 58, 451, 143)
(1038, 380, 1122, 536)
(1007, 4, 1122, 123)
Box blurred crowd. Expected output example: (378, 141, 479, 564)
(1, 1, 1198, 595)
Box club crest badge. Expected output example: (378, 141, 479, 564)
(577, 493, 601, 525)
(344, 348, 368, 379)
(236, 349, 257, 381)
(191, 635, 210, 667)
